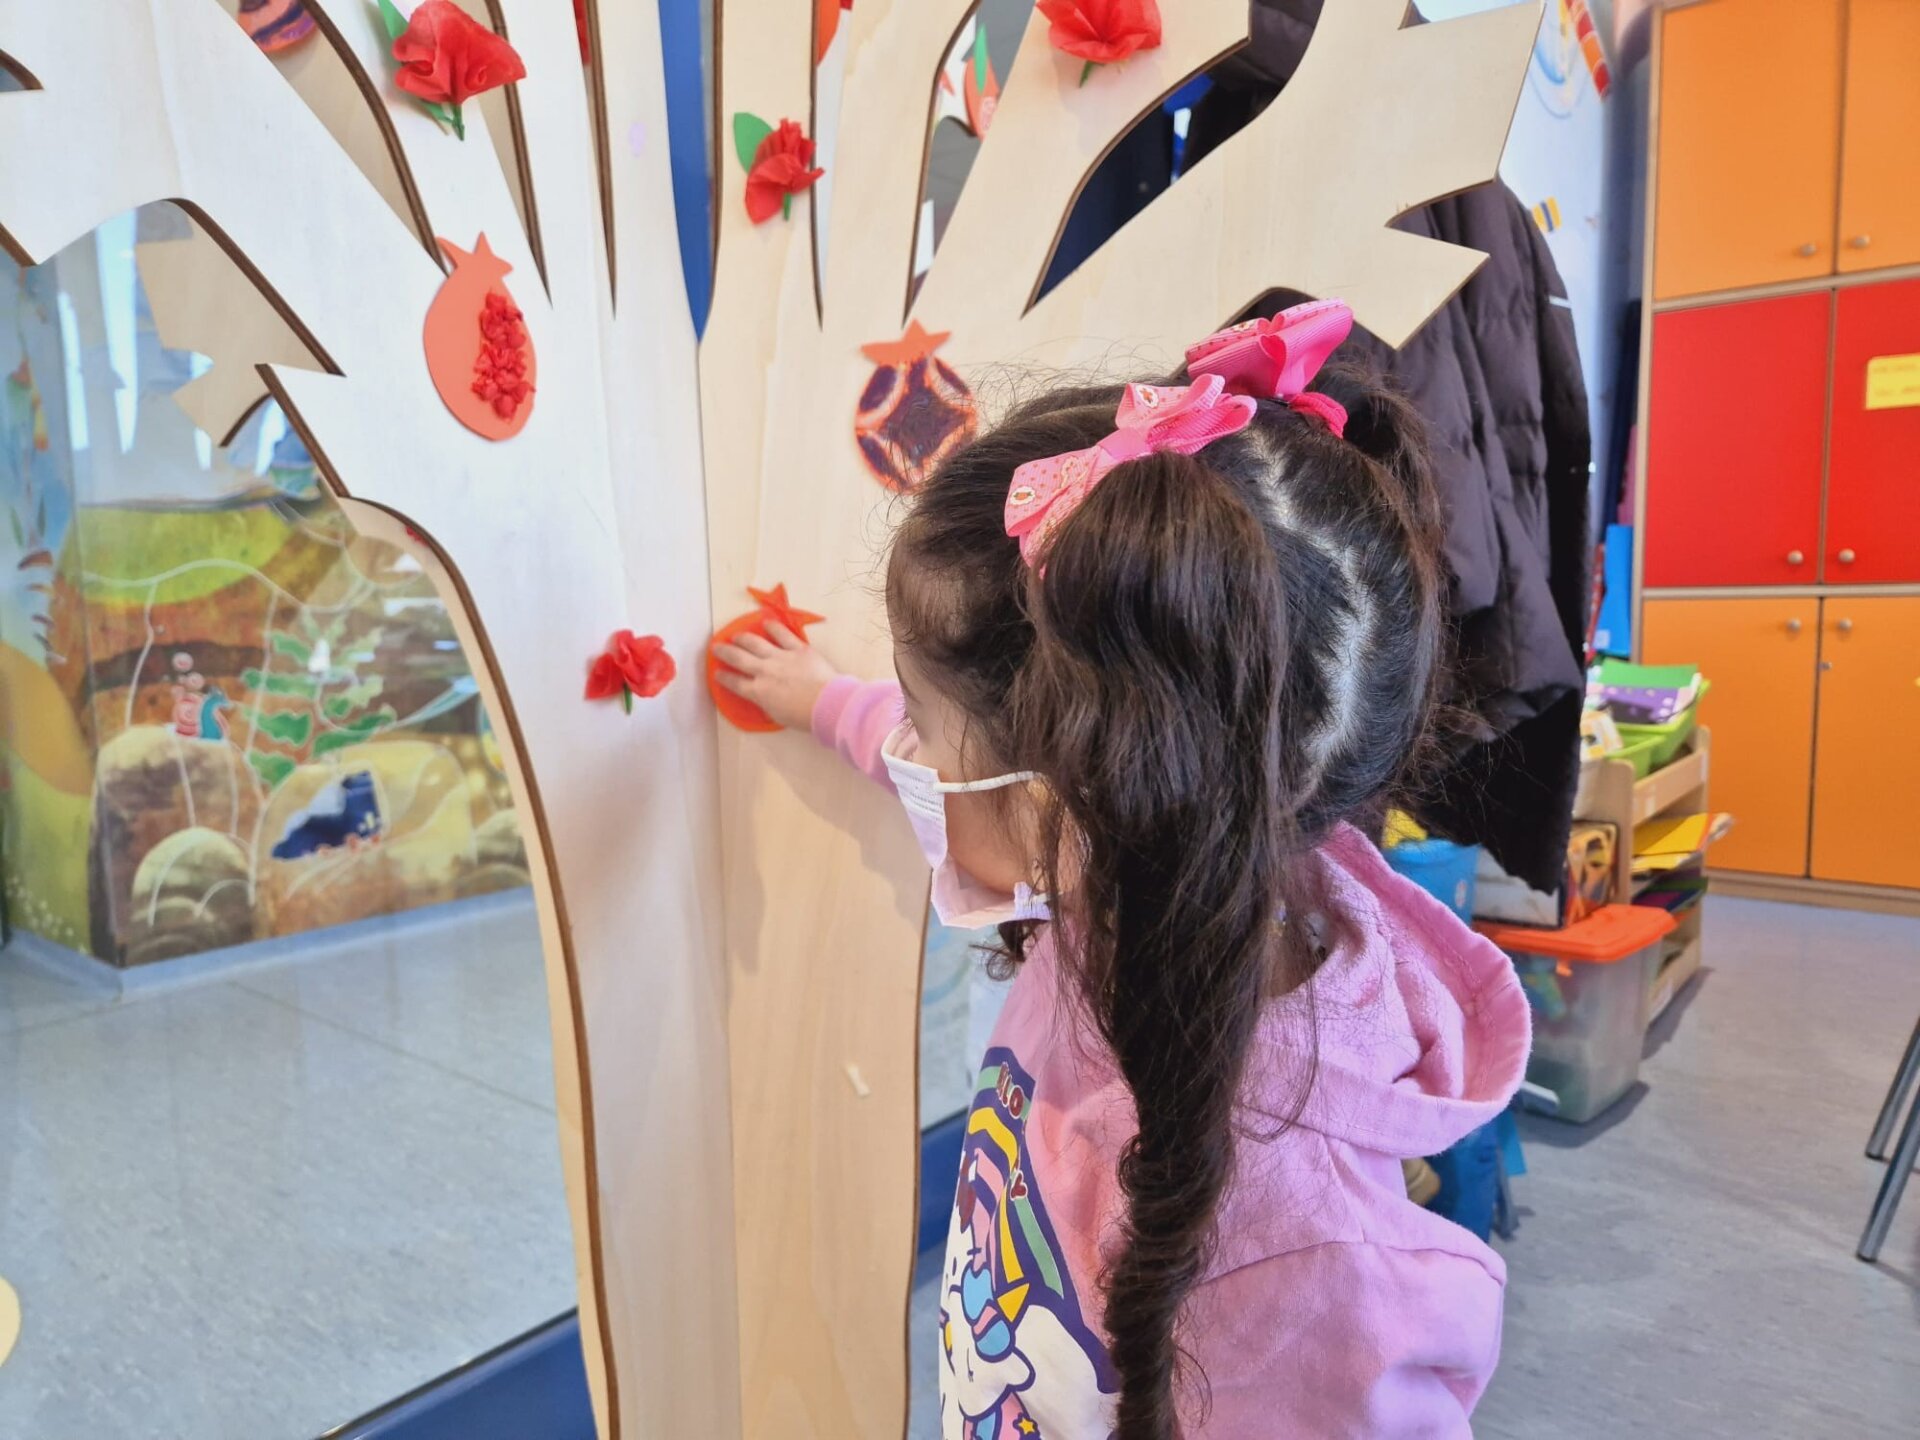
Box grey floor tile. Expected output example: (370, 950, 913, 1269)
(0, 950, 118, 1037)
(0, 981, 574, 1440)
(232, 897, 559, 1112)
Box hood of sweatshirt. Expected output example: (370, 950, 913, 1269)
(1250, 824, 1531, 1160)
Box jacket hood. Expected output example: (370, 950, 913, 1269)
(1251, 825, 1531, 1158)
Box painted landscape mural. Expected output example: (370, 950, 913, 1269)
(1, 205, 528, 967)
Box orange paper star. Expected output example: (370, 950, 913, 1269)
(861, 321, 952, 368)
(747, 583, 826, 636)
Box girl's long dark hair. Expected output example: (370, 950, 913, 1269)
(888, 363, 1445, 1437)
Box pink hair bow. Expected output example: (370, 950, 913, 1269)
(1003, 375, 1256, 567)
(1185, 298, 1354, 437)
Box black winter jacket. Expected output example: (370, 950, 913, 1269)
(1189, 0, 1592, 892)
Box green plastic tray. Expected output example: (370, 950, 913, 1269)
(1613, 679, 1710, 772)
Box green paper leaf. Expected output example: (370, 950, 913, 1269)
(782, 193, 792, 220)
(621, 687, 633, 715)
(732, 111, 773, 173)
(448, 101, 465, 140)
(249, 753, 297, 789)
(374, 0, 408, 43)
(1079, 60, 1096, 87)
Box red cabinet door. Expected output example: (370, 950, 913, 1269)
(1645, 294, 1828, 587)
(1828, 279, 1920, 583)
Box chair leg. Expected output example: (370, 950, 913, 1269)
(1859, 1070, 1920, 1263)
(1869, 1018, 1920, 1161)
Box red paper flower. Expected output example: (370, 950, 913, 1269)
(392, 0, 527, 110)
(1036, 0, 1162, 71)
(745, 120, 826, 225)
(586, 631, 677, 711)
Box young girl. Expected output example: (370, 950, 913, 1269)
(714, 302, 1530, 1439)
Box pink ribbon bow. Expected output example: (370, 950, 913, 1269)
(1185, 298, 1354, 437)
(1003, 375, 1257, 567)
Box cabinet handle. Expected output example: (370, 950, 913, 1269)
(1786, 549, 1805, 566)
(1786, 618, 1803, 634)
(1837, 618, 1854, 635)
(1837, 548, 1857, 565)
(1796, 241, 1820, 257)
(1849, 234, 1872, 250)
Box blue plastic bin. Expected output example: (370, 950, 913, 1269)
(1385, 839, 1481, 922)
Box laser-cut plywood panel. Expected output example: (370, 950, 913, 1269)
(0, 2, 1540, 1436)
(702, 2, 1539, 1434)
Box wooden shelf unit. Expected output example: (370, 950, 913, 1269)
(1574, 730, 1711, 1029)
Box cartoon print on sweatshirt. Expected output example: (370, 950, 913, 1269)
(941, 1048, 1117, 1439)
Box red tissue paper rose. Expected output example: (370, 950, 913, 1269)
(1037, 0, 1162, 77)
(585, 631, 677, 712)
(745, 119, 826, 225)
(392, 0, 527, 111)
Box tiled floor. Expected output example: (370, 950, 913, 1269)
(0, 893, 575, 1440)
(907, 897, 1920, 1438)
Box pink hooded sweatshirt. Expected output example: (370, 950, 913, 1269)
(814, 677, 1532, 1439)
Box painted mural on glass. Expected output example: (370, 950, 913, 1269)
(0, 206, 527, 967)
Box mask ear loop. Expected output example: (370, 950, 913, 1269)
(931, 769, 1040, 795)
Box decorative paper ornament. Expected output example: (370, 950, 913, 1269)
(708, 585, 826, 732)
(236, 0, 317, 54)
(855, 322, 977, 493)
(423, 234, 536, 440)
(733, 113, 825, 224)
(1037, 0, 1163, 84)
(377, 0, 526, 140)
(586, 631, 677, 712)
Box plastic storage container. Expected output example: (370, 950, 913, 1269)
(1479, 906, 1678, 1123)
(1385, 838, 1481, 921)
(1613, 680, 1709, 771)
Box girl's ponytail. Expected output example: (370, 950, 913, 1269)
(1012, 451, 1303, 1435)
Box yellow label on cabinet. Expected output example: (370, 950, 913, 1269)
(1865, 352, 1920, 410)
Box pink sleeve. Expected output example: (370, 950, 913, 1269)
(1189, 1243, 1504, 1439)
(810, 676, 905, 792)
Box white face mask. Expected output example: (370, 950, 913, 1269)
(879, 719, 1051, 930)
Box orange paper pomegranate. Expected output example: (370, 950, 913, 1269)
(423, 233, 536, 440)
(707, 584, 825, 732)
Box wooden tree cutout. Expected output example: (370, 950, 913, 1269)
(0, 1, 1539, 1436)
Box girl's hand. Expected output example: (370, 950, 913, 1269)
(711, 622, 841, 732)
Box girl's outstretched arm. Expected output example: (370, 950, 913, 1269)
(711, 623, 901, 788)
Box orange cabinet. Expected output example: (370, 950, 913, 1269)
(1837, 0, 1920, 274)
(1811, 599, 1920, 886)
(1641, 597, 1819, 877)
(1654, 0, 1844, 300)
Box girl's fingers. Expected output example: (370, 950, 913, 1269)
(763, 621, 803, 650)
(734, 632, 777, 658)
(710, 642, 761, 674)
(712, 667, 751, 697)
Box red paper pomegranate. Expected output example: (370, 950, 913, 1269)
(707, 584, 826, 733)
(854, 321, 977, 493)
(424, 233, 536, 440)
